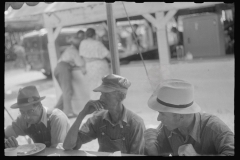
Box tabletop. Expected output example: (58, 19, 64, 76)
(34, 147, 143, 156)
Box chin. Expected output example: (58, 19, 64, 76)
(27, 120, 35, 125)
(165, 125, 176, 131)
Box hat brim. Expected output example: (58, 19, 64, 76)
(148, 94, 201, 114)
(93, 85, 116, 93)
(10, 96, 46, 109)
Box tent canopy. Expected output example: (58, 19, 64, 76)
(5, 2, 222, 32)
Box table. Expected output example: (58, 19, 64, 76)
(35, 148, 143, 156)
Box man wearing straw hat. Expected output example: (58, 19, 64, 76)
(144, 79, 234, 156)
(4, 86, 70, 148)
(63, 74, 146, 155)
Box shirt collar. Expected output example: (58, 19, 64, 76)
(188, 113, 201, 143)
(27, 106, 48, 128)
(164, 113, 201, 143)
(103, 105, 128, 126)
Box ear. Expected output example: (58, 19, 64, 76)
(173, 113, 183, 121)
(179, 114, 185, 121)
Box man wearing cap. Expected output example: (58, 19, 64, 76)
(63, 74, 146, 155)
(4, 86, 70, 148)
(144, 79, 234, 156)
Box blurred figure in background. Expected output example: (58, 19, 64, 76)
(77, 30, 85, 40)
(131, 24, 144, 52)
(79, 28, 111, 100)
(54, 31, 87, 118)
(13, 41, 29, 71)
(71, 31, 91, 114)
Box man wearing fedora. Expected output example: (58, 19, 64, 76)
(144, 79, 234, 156)
(63, 74, 146, 155)
(4, 86, 70, 148)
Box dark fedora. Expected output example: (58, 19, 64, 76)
(10, 86, 45, 109)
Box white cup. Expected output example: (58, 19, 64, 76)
(4, 147, 17, 156)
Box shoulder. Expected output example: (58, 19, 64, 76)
(199, 113, 233, 134)
(49, 108, 69, 123)
(125, 108, 145, 127)
(80, 39, 92, 45)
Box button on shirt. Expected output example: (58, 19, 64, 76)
(74, 106, 146, 155)
(5, 107, 71, 147)
(153, 112, 234, 156)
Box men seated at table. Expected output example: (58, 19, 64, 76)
(144, 79, 234, 156)
(63, 74, 146, 155)
(5, 86, 71, 148)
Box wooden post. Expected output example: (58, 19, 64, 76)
(155, 11, 170, 66)
(106, 3, 120, 75)
(45, 27, 62, 99)
(155, 11, 171, 80)
(43, 14, 62, 100)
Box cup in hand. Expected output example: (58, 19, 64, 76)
(4, 147, 18, 156)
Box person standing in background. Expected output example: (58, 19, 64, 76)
(79, 28, 111, 100)
(71, 30, 91, 114)
(54, 32, 87, 118)
(13, 41, 29, 71)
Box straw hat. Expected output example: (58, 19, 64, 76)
(148, 79, 201, 114)
(10, 86, 45, 109)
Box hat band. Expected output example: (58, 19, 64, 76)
(102, 81, 127, 89)
(156, 98, 193, 109)
(17, 96, 40, 104)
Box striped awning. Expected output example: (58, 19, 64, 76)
(5, 2, 53, 11)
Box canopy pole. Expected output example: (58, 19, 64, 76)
(106, 3, 120, 75)
(43, 14, 62, 100)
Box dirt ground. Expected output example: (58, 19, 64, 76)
(4, 55, 234, 151)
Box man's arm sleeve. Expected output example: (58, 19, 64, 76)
(128, 119, 146, 155)
(5, 116, 27, 138)
(214, 130, 235, 156)
(73, 116, 98, 150)
(50, 112, 71, 147)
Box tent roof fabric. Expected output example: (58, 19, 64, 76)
(5, 2, 52, 11)
(5, 2, 224, 33)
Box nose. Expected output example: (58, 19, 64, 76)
(157, 113, 162, 121)
(23, 114, 31, 120)
(100, 92, 107, 99)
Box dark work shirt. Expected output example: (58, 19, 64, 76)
(74, 106, 146, 155)
(146, 112, 234, 156)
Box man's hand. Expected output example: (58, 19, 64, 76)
(5, 136, 18, 148)
(178, 144, 199, 156)
(81, 100, 105, 116)
(144, 128, 159, 155)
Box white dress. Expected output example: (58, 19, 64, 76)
(79, 38, 110, 100)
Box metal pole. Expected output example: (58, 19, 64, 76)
(106, 3, 120, 75)
(4, 106, 14, 121)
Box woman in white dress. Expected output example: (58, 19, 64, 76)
(79, 28, 111, 100)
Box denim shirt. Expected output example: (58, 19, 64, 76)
(146, 112, 234, 156)
(74, 106, 146, 155)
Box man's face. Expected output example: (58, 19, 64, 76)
(157, 112, 181, 131)
(19, 103, 42, 125)
(78, 33, 85, 40)
(99, 91, 119, 110)
(71, 37, 81, 46)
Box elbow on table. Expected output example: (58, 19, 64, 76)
(63, 141, 75, 151)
